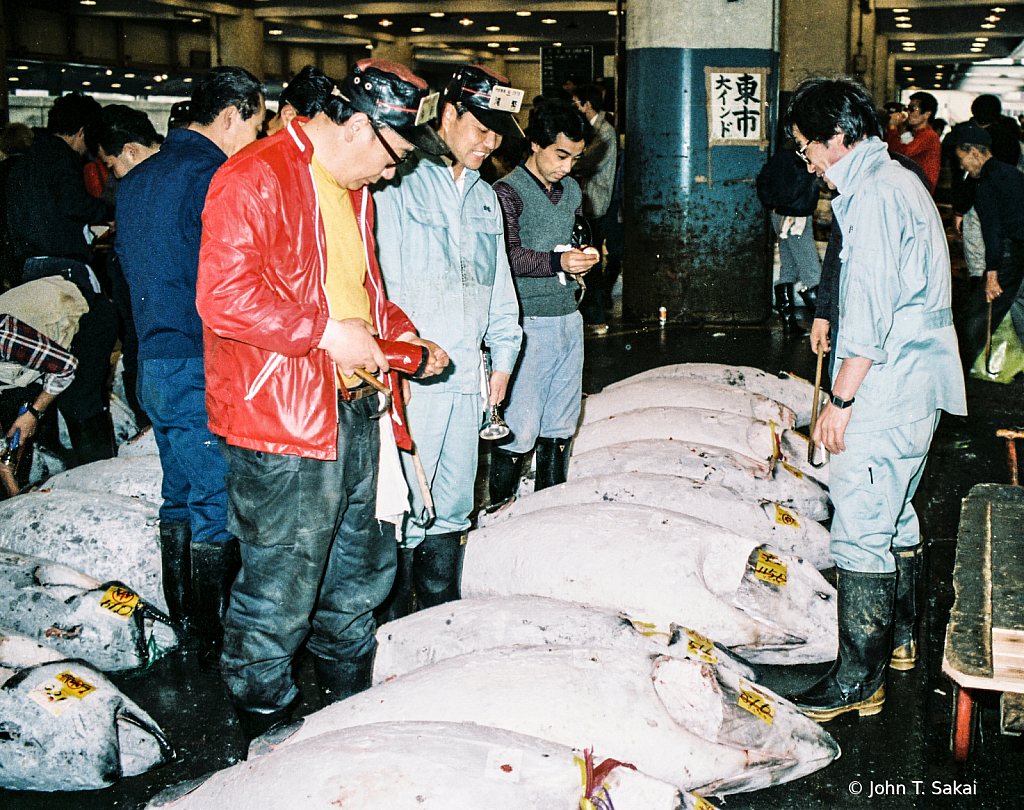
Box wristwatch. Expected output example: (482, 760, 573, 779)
(830, 394, 855, 409)
(23, 402, 44, 420)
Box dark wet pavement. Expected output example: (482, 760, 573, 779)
(5, 300, 1024, 809)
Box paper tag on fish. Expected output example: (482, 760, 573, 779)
(97, 585, 139, 620)
(630, 619, 673, 641)
(485, 747, 523, 782)
(738, 681, 775, 725)
(689, 794, 719, 810)
(780, 461, 804, 479)
(29, 670, 97, 716)
(773, 504, 800, 529)
(683, 626, 718, 664)
(754, 550, 788, 586)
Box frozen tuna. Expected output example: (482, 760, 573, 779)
(569, 440, 830, 521)
(463, 503, 837, 664)
(277, 647, 840, 796)
(0, 639, 173, 791)
(0, 548, 177, 671)
(583, 378, 796, 428)
(117, 426, 159, 458)
(148, 721, 693, 810)
(45, 455, 164, 504)
(605, 364, 815, 426)
(375, 594, 758, 684)
(0, 490, 165, 612)
(481, 473, 832, 569)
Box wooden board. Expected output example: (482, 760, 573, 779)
(991, 493, 1024, 678)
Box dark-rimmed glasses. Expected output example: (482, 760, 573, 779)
(369, 121, 407, 168)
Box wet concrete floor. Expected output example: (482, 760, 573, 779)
(4, 306, 1024, 809)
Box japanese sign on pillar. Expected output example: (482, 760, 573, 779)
(704, 68, 769, 148)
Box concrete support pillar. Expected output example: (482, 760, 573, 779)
(848, 0, 877, 94)
(219, 9, 265, 80)
(779, 0, 849, 93)
(372, 38, 413, 69)
(874, 35, 892, 105)
(488, 53, 508, 79)
(624, 0, 779, 324)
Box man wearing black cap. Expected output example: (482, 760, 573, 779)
(954, 123, 1024, 365)
(196, 59, 449, 739)
(373, 65, 523, 619)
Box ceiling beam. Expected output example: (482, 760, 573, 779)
(887, 30, 1024, 40)
(894, 51, 1005, 60)
(254, 1, 616, 19)
(876, 0, 1024, 9)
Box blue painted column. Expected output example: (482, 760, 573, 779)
(624, 0, 780, 324)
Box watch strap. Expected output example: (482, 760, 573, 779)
(830, 393, 855, 409)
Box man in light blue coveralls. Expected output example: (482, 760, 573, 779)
(786, 77, 966, 722)
(374, 65, 523, 618)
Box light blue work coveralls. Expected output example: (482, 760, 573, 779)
(826, 138, 967, 574)
(374, 153, 522, 548)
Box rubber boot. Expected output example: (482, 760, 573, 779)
(190, 538, 241, 665)
(65, 409, 116, 466)
(799, 285, 819, 319)
(413, 531, 466, 610)
(890, 543, 923, 671)
(312, 649, 375, 708)
(534, 437, 572, 491)
(235, 704, 294, 744)
(159, 522, 192, 631)
(375, 545, 414, 624)
(488, 448, 525, 511)
(791, 568, 896, 722)
(774, 283, 806, 336)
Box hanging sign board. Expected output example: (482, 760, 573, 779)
(541, 46, 594, 98)
(705, 67, 769, 148)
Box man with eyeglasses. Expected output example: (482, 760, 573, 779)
(196, 59, 450, 740)
(786, 77, 965, 723)
(373, 65, 523, 620)
(886, 91, 941, 194)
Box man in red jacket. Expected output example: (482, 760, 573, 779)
(886, 91, 941, 194)
(197, 60, 449, 740)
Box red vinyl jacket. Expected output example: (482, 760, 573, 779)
(197, 121, 415, 459)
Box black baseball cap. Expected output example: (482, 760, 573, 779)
(444, 65, 525, 140)
(952, 123, 992, 148)
(336, 59, 448, 156)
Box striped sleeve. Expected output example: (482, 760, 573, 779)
(493, 181, 560, 278)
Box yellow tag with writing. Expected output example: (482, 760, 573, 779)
(683, 626, 718, 664)
(738, 681, 775, 725)
(29, 670, 97, 716)
(690, 793, 719, 810)
(630, 619, 673, 641)
(98, 585, 139, 620)
(780, 460, 804, 479)
(774, 504, 800, 529)
(754, 549, 788, 586)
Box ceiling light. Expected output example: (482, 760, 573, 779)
(191, 17, 201, 23)
(896, 22, 912, 28)
(981, 23, 996, 28)
(111, 83, 121, 88)
(893, 7, 908, 11)
(541, 18, 557, 24)
(516, 11, 531, 16)
(430, 11, 444, 17)
(379, 19, 393, 27)
(410, 26, 424, 32)
(144, 85, 152, 90)
(487, 42, 500, 48)
(934, 84, 941, 88)
(16, 65, 27, 70)
(184, 77, 192, 82)
(105, 69, 113, 75)
(366, 43, 373, 49)
(125, 73, 135, 78)
(993, 7, 1007, 12)
(936, 64, 944, 68)
(79, 0, 96, 5)
(971, 48, 984, 52)
(486, 25, 500, 31)
(269, 29, 283, 35)
(459, 18, 473, 25)
(154, 76, 162, 82)
(8, 77, 17, 82)
(986, 15, 1000, 22)
(608, 9, 618, 13)
(82, 81, 91, 86)
(903, 66, 912, 71)
(553, 42, 562, 46)
(902, 41, 914, 45)
(895, 16, 910, 21)
(508, 46, 520, 52)
(344, 13, 358, 19)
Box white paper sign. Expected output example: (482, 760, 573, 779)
(489, 85, 524, 113)
(706, 69, 768, 146)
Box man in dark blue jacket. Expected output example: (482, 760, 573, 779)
(116, 66, 265, 659)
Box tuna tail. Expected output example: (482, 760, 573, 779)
(695, 750, 798, 796)
(118, 707, 176, 765)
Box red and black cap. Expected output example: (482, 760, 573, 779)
(444, 64, 525, 140)
(337, 59, 448, 156)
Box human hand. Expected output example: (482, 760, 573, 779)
(403, 336, 450, 377)
(809, 318, 831, 354)
(318, 318, 388, 377)
(560, 248, 600, 276)
(7, 411, 35, 441)
(986, 272, 1003, 302)
(955, 214, 963, 235)
(488, 370, 511, 406)
(813, 402, 852, 455)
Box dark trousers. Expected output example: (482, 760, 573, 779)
(219, 396, 395, 713)
(963, 238, 1024, 367)
(579, 215, 608, 325)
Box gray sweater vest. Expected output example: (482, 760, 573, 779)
(499, 166, 582, 318)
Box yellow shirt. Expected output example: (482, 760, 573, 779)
(312, 156, 372, 388)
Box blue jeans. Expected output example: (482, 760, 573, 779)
(503, 311, 584, 454)
(138, 357, 232, 545)
(219, 396, 395, 712)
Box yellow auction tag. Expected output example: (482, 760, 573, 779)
(780, 461, 804, 479)
(754, 550, 788, 586)
(29, 670, 97, 716)
(98, 585, 139, 620)
(690, 793, 719, 810)
(683, 626, 718, 664)
(630, 619, 673, 641)
(738, 681, 775, 725)
(774, 504, 800, 529)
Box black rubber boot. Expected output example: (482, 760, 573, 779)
(774, 283, 806, 336)
(235, 704, 294, 744)
(375, 545, 414, 625)
(65, 409, 116, 466)
(488, 448, 525, 511)
(534, 437, 572, 491)
(799, 285, 819, 319)
(190, 538, 241, 664)
(413, 531, 466, 610)
(791, 568, 896, 722)
(312, 649, 375, 708)
(890, 543, 923, 671)
(159, 522, 192, 631)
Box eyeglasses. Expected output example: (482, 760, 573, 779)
(907, 104, 923, 113)
(370, 121, 407, 168)
(796, 141, 812, 165)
